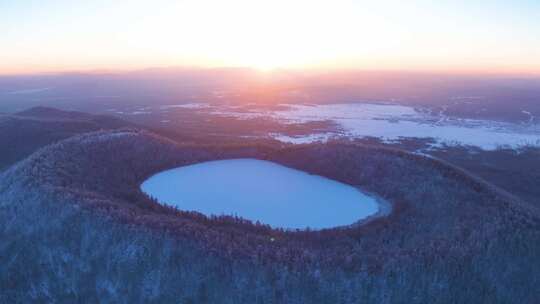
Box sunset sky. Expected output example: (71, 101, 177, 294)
(2, 0, 540, 74)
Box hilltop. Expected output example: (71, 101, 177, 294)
(0, 128, 538, 302)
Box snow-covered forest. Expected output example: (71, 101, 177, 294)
(1, 128, 538, 303)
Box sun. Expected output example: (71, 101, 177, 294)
(215, 46, 295, 71)
(246, 57, 283, 72)
(222, 43, 307, 72)
(138, 0, 366, 71)
(252, 61, 279, 72)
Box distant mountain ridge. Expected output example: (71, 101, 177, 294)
(0, 106, 134, 171)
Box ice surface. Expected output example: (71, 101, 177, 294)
(141, 159, 379, 230)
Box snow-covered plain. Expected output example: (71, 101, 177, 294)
(270, 133, 335, 144)
(214, 103, 540, 150)
(141, 159, 379, 230)
(117, 101, 540, 150)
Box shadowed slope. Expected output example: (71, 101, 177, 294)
(0, 107, 134, 171)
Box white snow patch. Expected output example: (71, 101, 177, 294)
(6, 87, 52, 95)
(270, 133, 334, 144)
(159, 103, 209, 110)
(219, 103, 540, 150)
(79, 132, 136, 144)
(522, 110, 535, 124)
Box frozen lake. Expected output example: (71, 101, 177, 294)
(141, 159, 380, 230)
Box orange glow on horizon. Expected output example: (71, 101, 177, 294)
(2, 1, 540, 76)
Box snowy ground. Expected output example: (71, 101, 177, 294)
(112, 102, 540, 150)
(211, 103, 540, 150)
(141, 159, 380, 230)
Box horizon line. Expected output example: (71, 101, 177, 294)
(2, 65, 540, 78)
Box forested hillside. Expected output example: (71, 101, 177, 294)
(0, 107, 133, 171)
(1, 129, 538, 303)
